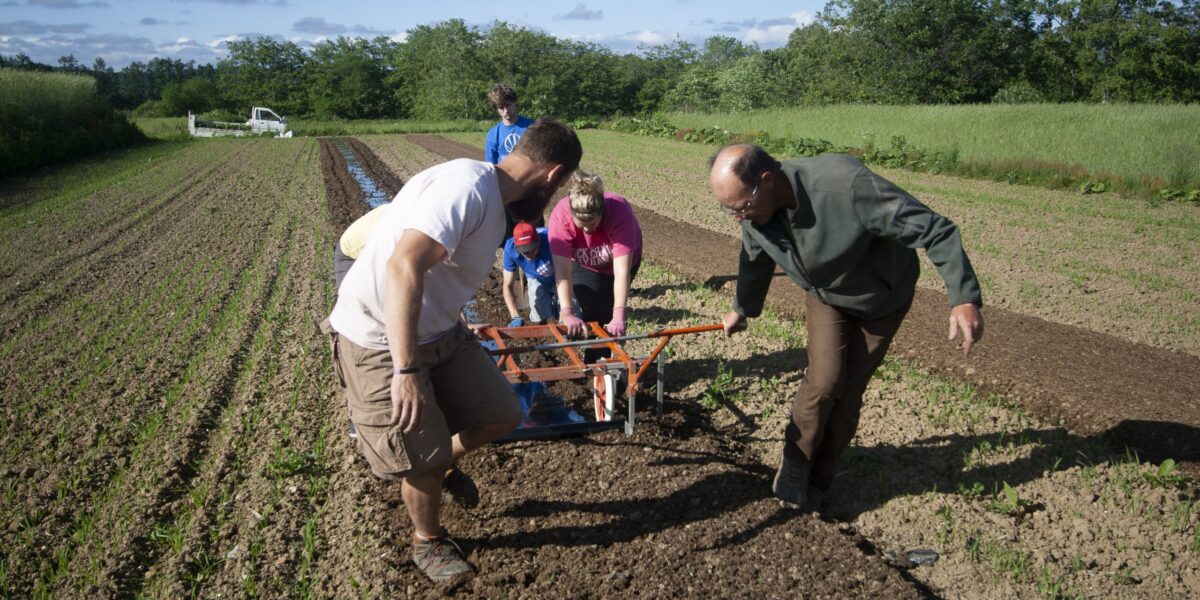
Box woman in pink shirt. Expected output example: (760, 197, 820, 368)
(548, 170, 643, 362)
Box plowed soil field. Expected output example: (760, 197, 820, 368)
(1, 132, 1197, 599)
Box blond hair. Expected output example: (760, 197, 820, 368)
(568, 170, 605, 219)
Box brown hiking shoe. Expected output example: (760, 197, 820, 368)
(772, 447, 811, 509)
(412, 531, 474, 582)
(443, 467, 480, 509)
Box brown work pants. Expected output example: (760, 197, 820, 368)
(787, 293, 911, 490)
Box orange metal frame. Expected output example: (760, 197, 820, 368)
(478, 322, 700, 393)
(477, 322, 723, 425)
(480, 322, 634, 385)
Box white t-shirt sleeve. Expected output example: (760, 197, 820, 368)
(402, 176, 483, 261)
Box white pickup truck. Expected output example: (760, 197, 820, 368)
(188, 106, 293, 138)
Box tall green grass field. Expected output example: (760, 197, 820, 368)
(0, 68, 145, 179)
(666, 104, 1200, 189)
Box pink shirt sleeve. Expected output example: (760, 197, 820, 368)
(601, 193, 642, 259)
(547, 197, 577, 258)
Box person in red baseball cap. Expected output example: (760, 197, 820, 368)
(502, 222, 558, 327)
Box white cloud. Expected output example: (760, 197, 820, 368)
(630, 30, 673, 45)
(743, 11, 815, 45)
(156, 36, 206, 53)
(206, 34, 241, 48)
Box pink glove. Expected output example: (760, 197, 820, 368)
(605, 307, 626, 337)
(560, 306, 586, 337)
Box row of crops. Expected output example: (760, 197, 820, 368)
(0, 139, 373, 597)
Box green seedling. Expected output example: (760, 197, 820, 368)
(700, 364, 742, 411)
(303, 516, 319, 564)
(150, 523, 185, 553)
(267, 446, 310, 479)
(957, 481, 986, 498)
(1112, 566, 1138, 585)
(1070, 552, 1085, 573)
(183, 551, 222, 595)
(189, 481, 211, 510)
(986, 481, 1030, 515)
(1143, 458, 1186, 488)
(935, 505, 954, 545)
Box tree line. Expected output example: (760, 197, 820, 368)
(3, 0, 1197, 121)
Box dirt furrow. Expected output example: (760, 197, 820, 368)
(35, 141, 311, 597)
(0, 143, 311, 598)
(0, 142, 249, 337)
(345, 137, 403, 198)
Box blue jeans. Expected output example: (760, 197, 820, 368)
(526, 277, 559, 323)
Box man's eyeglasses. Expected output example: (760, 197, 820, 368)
(719, 184, 758, 217)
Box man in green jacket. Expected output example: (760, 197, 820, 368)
(710, 144, 985, 511)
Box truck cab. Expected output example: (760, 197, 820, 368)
(249, 107, 287, 135)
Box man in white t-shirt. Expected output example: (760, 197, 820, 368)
(322, 118, 581, 583)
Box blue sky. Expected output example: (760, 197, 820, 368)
(0, 1, 822, 68)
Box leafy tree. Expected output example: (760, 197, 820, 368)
(1029, 0, 1200, 102)
(631, 40, 697, 113)
(817, 0, 1032, 103)
(57, 54, 84, 73)
(160, 77, 218, 115)
(660, 66, 721, 111)
(699, 35, 757, 68)
(308, 36, 395, 119)
(109, 57, 212, 110)
(217, 38, 309, 116)
(386, 20, 489, 119)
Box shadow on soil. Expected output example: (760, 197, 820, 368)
(486, 414, 786, 553)
(829, 420, 1200, 521)
(645, 330, 1200, 524)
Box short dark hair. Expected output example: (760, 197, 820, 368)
(710, 144, 781, 187)
(489, 83, 517, 108)
(512, 117, 582, 173)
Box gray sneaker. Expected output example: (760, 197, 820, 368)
(412, 532, 474, 582)
(772, 448, 811, 509)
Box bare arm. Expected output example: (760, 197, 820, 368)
(552, 254, 575, 315)
(501, 269, 522, 319)
(552, 254, 586, 335)
(383, 229, 448, 431)
(612, 254, 631, 315)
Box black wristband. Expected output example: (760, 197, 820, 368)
(393, 366, 421, 375)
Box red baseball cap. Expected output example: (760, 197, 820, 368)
(513, 222, 538, 252)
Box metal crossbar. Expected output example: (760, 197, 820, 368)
(479, 322, 723, 434)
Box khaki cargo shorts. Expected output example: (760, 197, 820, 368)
(322, 320, 521, 480)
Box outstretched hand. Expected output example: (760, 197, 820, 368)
(722, 309, 748, 336)
(948, 303, 984, 356)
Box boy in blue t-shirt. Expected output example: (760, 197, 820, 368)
(486, 83, 535, 165)
(502, 222, 558, 326)
(486, 83, 540, 251)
